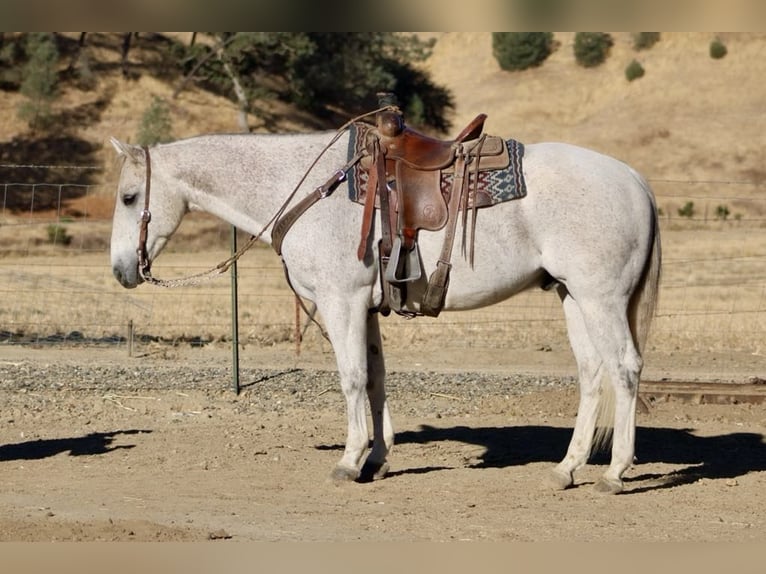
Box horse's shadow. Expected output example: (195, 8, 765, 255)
(0, 429, 152, 461)
(320, 424, 766, 492)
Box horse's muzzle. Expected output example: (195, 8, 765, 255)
(112, 264, 141, 289)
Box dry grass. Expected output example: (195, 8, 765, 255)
(1, 224, 763, 355)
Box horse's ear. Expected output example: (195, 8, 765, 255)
(110, 137, 145, 164)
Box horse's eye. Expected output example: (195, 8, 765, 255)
(122, 194, 137, 206)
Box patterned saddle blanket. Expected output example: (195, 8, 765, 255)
(347, 122, 527, 215)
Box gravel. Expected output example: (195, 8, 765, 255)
(0, 358, 576, 403)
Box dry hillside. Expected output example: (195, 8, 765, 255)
(1, 32, 764, 213)
(423, 32, 765, 189)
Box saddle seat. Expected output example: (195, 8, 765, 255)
(377, 111, 487, 170)
(366, 109, 510, 236)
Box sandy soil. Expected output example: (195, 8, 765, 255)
(1, 343, 764, 542)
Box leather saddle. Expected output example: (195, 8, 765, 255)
(356, 106, 511, 316)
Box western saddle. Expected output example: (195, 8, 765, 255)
(357, 100, 511, 317)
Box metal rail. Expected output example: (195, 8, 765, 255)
(639, 379, 766, 410)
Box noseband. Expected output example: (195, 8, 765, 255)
(137, 145, 153, 281)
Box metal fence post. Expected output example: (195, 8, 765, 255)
(231, 226, 240, 395)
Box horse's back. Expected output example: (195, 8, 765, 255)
(524, 142, 650, 193)
(521, 142, 654, 230)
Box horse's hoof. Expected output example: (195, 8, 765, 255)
(359, 460, 390, 482)
(330, 465, 360, 483)
(544, 468, 573, 491)
(593, 477, 623, 494)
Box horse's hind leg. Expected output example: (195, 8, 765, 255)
(359, 312, 394, 481)
(575, 294, 642, 494)
(547, 288, 604, 490)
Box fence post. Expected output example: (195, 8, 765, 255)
(230, 225, 240, 395)
(127, 319, 134, 357)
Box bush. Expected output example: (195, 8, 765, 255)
(492, 32, 554, 71)
(715, 205, 730, 220)
(710, 38, 728, 59)
(632, 32, 660, 50)
(678, 201, 695, 218)
(573, 32, 613, 68)
(625, 59, 645, 81)
(136, 96, 173, 146)
(46, 224, 72, 246)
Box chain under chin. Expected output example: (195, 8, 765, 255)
(137, 248, 158, 285)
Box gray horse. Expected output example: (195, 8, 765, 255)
(109, 128, 660, 494)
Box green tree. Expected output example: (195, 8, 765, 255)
(632, 32, 660, 50)
(625, 59, 645, 81)
(136, 96, 173, 146)
(492, 32, 554, 71)
(710, 37, 728, 59)
(573, 32, 613, 68)
(18, 33, 59, 130)
(174, 33, 452, 132)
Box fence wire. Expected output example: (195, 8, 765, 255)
(1, 177, 765, 379)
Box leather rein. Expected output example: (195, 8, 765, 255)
(135, 145, 268, 288)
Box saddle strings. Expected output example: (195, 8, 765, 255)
(137, 105, 396, 289)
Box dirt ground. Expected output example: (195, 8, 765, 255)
(0, 342, 764, 542)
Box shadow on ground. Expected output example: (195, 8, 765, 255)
(0, 429, 152, 461)
(318, 424, 766, 492)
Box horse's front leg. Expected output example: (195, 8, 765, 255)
(322, 296, 375, 482)
(359, 311, 393, 481)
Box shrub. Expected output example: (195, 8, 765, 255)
(678, 201, 695, 218)
(632, 33, 660, 50)
(573, 32, 613, 68)
(18, 33, 59, 130)
(492, 32, 554, 71)
(710, 37, 728, 59)
(136, 96, 174, 146)
(715, 204, 730, 220)
(46, 224, 72, 246)
(625, 59, 645, 81)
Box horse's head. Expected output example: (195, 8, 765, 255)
(109, 138, 186, 288)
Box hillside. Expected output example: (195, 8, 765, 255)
(423, 32, 765, 188)
(1, 32, 764, 217)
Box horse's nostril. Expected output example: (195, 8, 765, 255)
(112, 266, 137, 288)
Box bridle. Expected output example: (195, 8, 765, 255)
(137, 145, 153, 281)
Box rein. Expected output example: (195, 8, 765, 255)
(137, 145, 266, 288)
(134, 106, 393, 288)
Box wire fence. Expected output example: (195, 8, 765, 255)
(1, 170, 765, 380)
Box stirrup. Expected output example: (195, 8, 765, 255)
(384, 235, 422, 283)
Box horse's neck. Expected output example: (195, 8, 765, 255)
(169, 132, 345, 242)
